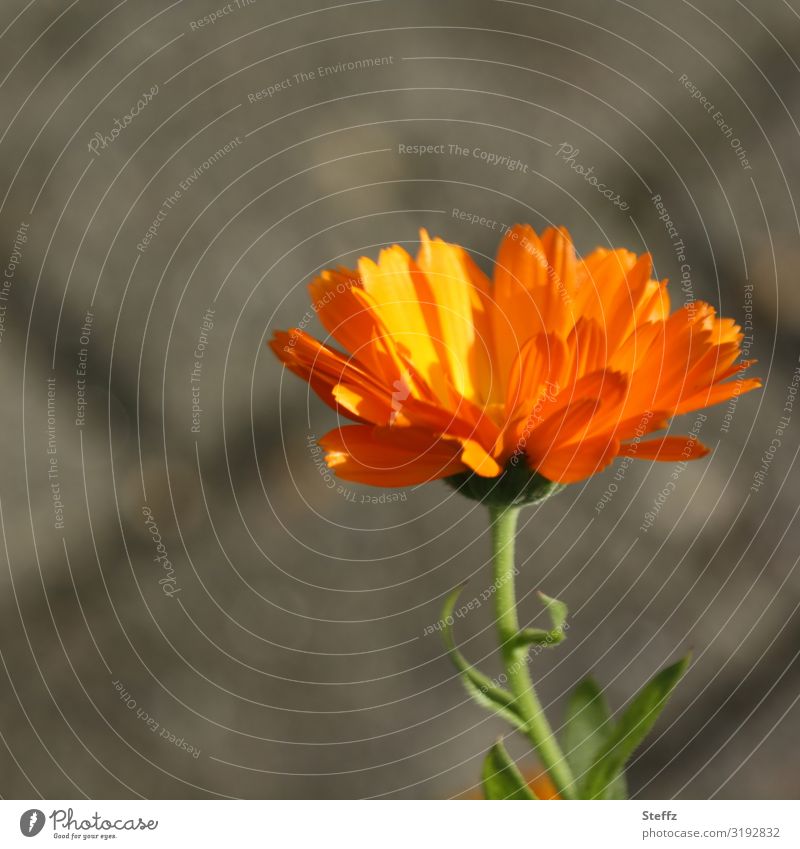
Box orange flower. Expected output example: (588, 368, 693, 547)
(271, 225, 759, 492)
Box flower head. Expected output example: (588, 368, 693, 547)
(271, 225, 759, 498)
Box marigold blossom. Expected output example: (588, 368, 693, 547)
(271, 225, 759, 490)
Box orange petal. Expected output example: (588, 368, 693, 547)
(566, 317, 609, 379)
(504, 333, 569, 418)
(531, 369, 629, 434)
(625, 302, 719, 413)
(319, 426, 467, 486)
(539, 226, 578, 334)
(608, 320, 663, 376)
(603, 410, 670, 443)
(309, 271, 419, 390)
(575, 247, 638, 324)
(271, 329, 393, 424)
(357, 246, 451, 402)
(331, 383, 395, 425)
(491, 225, 563, 386)
(416, 229, 494, 404)
(307, 266, 368, 356)
(619, 434, 711, 461)
(533, 434, 620, 484)
(675, 377, 761, 416)
(460, 439, 503, 477)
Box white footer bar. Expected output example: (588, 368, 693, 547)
(2, 799, 798, 847)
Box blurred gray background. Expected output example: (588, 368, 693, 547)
(0, 0, 798, 799)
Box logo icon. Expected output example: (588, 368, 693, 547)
(19, 809, 45, 837)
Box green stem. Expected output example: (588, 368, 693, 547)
(489, 504, 575, 800)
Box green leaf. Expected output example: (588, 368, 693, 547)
(582, 655, 691, 799)
(482, 740, 536, 800)
(562, 677, 627, 799)
(508, 591, 568, 653)
(440, 586, 527, 732)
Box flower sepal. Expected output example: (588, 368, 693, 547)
(445, 460, 565, 507)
